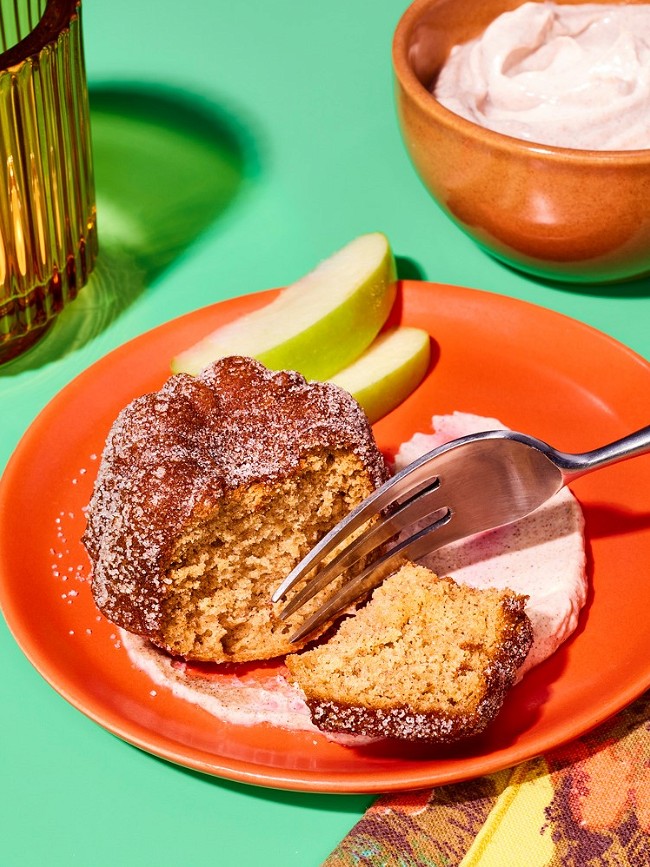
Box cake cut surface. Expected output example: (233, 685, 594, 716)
(83, 356, 388, 662)
(286, 562, 533, 742)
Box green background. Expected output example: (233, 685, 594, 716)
(1, 1, 648, 865)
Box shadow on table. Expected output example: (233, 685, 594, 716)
(494, 256, 650, 299)
(139, 749, 375, 812)
(0, 81, 258, 377)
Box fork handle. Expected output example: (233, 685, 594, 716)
(558, 424, 650, 480)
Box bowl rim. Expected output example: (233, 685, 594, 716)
(391, 0, 650, 164)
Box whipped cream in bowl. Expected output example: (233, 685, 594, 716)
(434, 1, 650, 150)
(393, 0, 650, 281)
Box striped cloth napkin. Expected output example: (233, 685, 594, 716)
(323, 691, 650, 866)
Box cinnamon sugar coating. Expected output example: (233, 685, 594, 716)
(82, 356, 388, 661)
(286, 563, 533, 742)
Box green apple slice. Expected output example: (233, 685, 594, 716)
(171, 232, 397, 378)
(329, 326, 430, 423)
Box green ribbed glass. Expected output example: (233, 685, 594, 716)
(0, 0, 96, 362)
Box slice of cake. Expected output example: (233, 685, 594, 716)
(82, 356, 388, 662)
(285, 562, 533, 742)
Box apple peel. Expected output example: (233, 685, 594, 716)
(171, 232, 397, 379)
(329, 326, 431, 423)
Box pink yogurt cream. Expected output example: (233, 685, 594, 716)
(434, 2, 650, 150)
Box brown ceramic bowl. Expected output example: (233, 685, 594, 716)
(393, 0, 650, 283)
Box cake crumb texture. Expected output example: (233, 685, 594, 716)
(82, 356, 388, 662)
(286, 562, 533, 742)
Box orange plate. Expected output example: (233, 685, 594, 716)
(1, 281, 650, 793)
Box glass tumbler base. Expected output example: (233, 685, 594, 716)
(0, 320, 53, 364)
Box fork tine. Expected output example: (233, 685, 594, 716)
(271, 437, 472, 604)
(279, 478, 442, 619)
(289, 508, 454, 642)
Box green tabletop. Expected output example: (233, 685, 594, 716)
(1, 1, 648, 865)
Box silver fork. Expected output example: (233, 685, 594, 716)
(272, 425, 650, 642)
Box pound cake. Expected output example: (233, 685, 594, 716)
(286, 561, 533, 742)
(83, 356, 388, 662)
